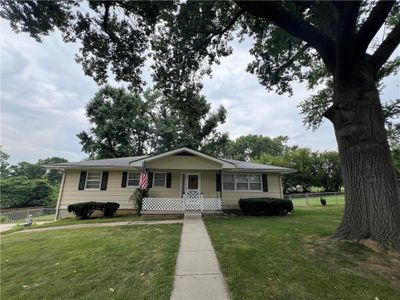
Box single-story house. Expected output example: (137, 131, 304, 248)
(47, 147, 294, 218)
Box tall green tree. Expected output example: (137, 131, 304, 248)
(258, 147, 319, 193)
(314, 151, 343, 192)
(258, 148, 342, 193)
(0, 147, 10, 178)
(0, 176, 53, 208)
(38, 157, 68, 185)
(2, 1, 400, 247)
(77, 85, 151, 159)
(145, 89, 228, 154)
(226, 135, 288, 161)
(9, 161, 44, 180)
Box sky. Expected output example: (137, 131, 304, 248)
(1, 18, 399, 164)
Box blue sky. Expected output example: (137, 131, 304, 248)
(1, 18, 399, 164)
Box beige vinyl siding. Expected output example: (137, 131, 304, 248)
(148, 170, 219, 198)
(146, 155, 222, 170)
(221, 173, 282, 209)
(57, 169, 284, 214)
(59, 170, 136, 210)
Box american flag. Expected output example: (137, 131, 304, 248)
(139, 169, 149, 190)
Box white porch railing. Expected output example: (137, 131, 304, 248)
(142, 197, 222, 212)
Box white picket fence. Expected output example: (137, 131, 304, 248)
(142, 197, 222, 212)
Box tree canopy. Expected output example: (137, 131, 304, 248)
(0, 153, 68, 208)
(78, 86, 228, 158)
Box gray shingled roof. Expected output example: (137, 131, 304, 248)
(222, 159, 293, 172)
(46, 148, 294, 173)
(48, 156, 148, 168)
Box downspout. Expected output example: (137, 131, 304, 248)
(54, 170, 66, 220)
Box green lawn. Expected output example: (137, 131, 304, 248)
(289, 194, 345, 207)
(3, 214, 183, 234)
(205, 207, 400, 300)
(35, 214, 182, 226)
(1, 224, 182, 299)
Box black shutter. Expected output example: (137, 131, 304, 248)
(121, 172, 127, 187)
(78, 171, 87, 190)
(148, 172, 153, 188)
(166, 173, 172, 188)
(216, 173, 222, 192)
(101, 172, 109, 190)
(262, 174, 268, 192)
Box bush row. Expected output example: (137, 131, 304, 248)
(239, 198, 293, 216)
(67, 202, 120, 219)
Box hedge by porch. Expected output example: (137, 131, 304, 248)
(239, 198, 293, 216)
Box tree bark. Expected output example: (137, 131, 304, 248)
(325, 62, 400, 250)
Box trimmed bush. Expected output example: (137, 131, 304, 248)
(130, 188, 148, 216)
(99, 202, 120, 218)
(239, 198, 293, 216)
(67, 202, 98, 219)
(68, 201, 120, 219)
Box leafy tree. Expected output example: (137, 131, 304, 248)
(226, 135, 288, 161)
(2, 1, 400, 247)
(314, 151, 342, 192)
(77, 86, 227, 157)
(77, 85, 151, 159)
(258, 148, 319, 193)
(9, 161, 44, 180)
(38, 157, 68, 185)
(145, 89, 228, 154)
(0, 147, 10, 178)
(258, 148, 342, 193)
(0, 176, 53, 208)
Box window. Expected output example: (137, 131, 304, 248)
(222, 173, 262, 191)
(249, 174, 262, 190)
(127, 172, 140, 187)
(153, 173, 166, 187)
(222, 174, 235, 190)
(86, 171, 102, 189)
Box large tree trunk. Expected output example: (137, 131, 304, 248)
(326, 63, 400, 250)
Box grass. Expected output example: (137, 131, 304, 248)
(2, 214, 183, 234)
(1, 224, 182, 299)
(289, 194, 345, 208)
(204, 206, 400, 300)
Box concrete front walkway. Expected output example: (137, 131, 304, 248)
(171, 215, 230, 300)
(10, 219, 183, 234)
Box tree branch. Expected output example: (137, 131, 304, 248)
(235, 1, 336, 72)
(181, 8, 244, 71)
(355, 0, 395, 55)
(273, 43, 310, 77)
(190, 8, 244, 54)
(370, 22, 400, 72)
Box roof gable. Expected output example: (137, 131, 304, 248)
(130, 147, 235, 168)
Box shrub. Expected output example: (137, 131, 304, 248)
(320, 198, 327, 206)
(99, 202, 120, 218)
(0, 215, 9, 223)
(130, 188, 148, 216)
(67, 202, 98, 219)
(239, 198, 293, 216)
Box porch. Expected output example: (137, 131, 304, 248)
(141, 196, 222, 214)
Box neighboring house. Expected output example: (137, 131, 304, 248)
(47, 147, 294, 218)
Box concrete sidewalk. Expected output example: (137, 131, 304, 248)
(171, 215, 230, 300)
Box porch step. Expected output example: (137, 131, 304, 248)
(184, 211, 202, 217)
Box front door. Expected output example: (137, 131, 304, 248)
(184, 173, 201, 210)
